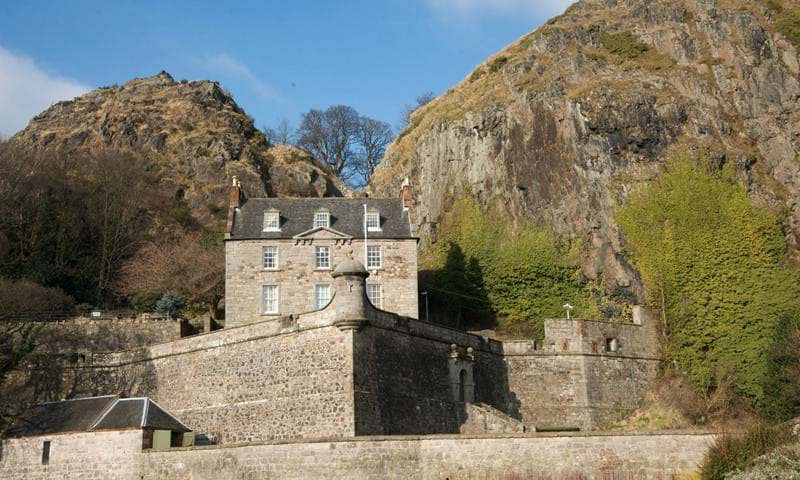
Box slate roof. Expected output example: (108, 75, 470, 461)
(4, 395, 116, 438)
(4, 396, 190, 438)
(229, 197, 414, 240)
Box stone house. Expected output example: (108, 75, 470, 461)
(2, 395, 191, 475)
(224, 178, 419, 327)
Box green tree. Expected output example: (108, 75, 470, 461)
(617, 153, 800, 417)
(421, 196, 594, 338)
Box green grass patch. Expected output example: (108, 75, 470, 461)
(601, 31, 650, 59)
(535, 425, 581, 432)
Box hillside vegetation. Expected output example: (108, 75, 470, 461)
(420, 196, 598, 338)
(618, 154, 800, 419)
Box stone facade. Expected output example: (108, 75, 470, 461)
(0, 261, 685, 478)
(17, 265, 660, 442)
(0, 431, 716, 479)
(225, 236, 419, 326)
(0, 430, 143, 480)
(23, 314, 182, 353)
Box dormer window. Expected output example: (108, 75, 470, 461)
(314, 209, 330, 228)
(366, 210, 381, 232)
(263, 210, 280, 232)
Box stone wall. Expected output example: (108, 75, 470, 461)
(353, 310, 515, 435)
(26, 315, 182, 353)
(501, 317, 661, 430)
(354, 308, 659, 433)
(9, 269, 659, 441)
(0, 430, 143, 480)
(225, 237, 419, 326)
(57, 308, 357, 444)
(0, 431, 716, 480)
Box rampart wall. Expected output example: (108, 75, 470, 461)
(11, 275, 660, 441)
(0, 431, 716, 480)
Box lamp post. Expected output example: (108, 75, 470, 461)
(563, 303, 574, 320)
(420, 292, 429, 322)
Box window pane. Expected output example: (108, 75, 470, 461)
(263, 212, 280, 231)
(314, 211, 329, 228)
(367, 246, 382, 269)
(315, 284, 331, 309)
(262, 285, 278, 314)
(263, 246, 277, 269)
(315, 246, 330, 269)
(367, 284, 382, 309)
(367, 212, 380, 230)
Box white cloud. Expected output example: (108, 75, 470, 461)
(0, 45, 91, 137)
(205, 53, 278, 100)
(425, 0, 574, 20)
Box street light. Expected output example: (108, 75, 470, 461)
(420, 292, 429, 322)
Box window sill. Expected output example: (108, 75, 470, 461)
(314, 267, 332, 271)
(261, 312, 281, 316)
(262, 268, 281, 272)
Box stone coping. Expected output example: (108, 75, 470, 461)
(141, 429, 718, 453)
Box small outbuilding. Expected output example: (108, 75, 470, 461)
(1, 395, 192, 474)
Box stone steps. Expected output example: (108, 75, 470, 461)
(460, 402, 527, 434)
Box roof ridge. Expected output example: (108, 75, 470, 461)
(38, 394, 117, 405)
(88, 395, 121, 430)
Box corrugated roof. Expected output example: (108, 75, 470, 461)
(4, 396, 190, 438)
(229, 197, 414, 240)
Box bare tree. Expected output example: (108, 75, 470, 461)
(297, 106, 394, 187)
(117, 233, 224, 319)
(264, 118, 295, 145)
(353, 117, 393, 188)
(398, 91, 436, 131)
(296, 105, 361, 179)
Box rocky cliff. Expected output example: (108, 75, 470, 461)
(370, 0, 800, 301)
(11, 71, 345, 223)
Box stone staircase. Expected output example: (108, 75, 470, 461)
(459, 403, 527, 434)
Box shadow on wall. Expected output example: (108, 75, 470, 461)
(0, 325, 158, 433)
(419, 242, 496, 330)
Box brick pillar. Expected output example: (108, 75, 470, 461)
(225, 176, 245, 239)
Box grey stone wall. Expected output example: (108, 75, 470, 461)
(7, 270, 659, 442)
(142, 432, 714, 480)
(54, 311, 357, 444)
(225, 237, 418, 326)
(0, 431, 716, 480)
(0, 430, 143, 480)
(25, 315, 182, 353)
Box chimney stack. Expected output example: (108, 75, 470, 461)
(225, 176, 246, 238)
(400, 177, 413, 210)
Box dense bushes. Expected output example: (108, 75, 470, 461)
(701, 422, 796, 480)
(617, 154, 800, 419)
(421, 196, 594, 338)
(0, 143, 213, 310)
(0, 279, 75, 320)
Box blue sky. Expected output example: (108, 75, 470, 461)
(0, 0, 573, 137)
